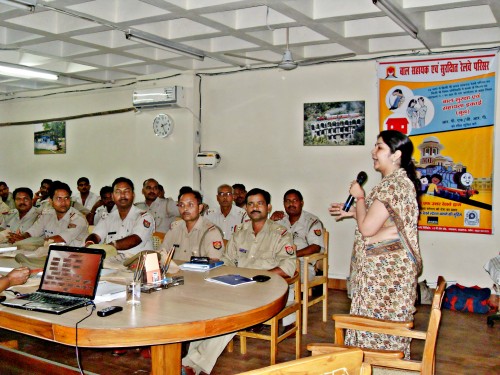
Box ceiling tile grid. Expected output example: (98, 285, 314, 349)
(0, 0, 497, 94)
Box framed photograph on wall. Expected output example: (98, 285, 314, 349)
(34, 121, 66, 154)
(304, 101, 365, 146)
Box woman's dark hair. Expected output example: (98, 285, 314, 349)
(378, 130, 420, 194)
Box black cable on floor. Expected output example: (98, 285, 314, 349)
(75, 302, 96, 375)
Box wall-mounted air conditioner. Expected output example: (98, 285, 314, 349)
(133, 86, 185, 109)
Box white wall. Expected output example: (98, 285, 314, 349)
(0, 60, 498, 288)
(199, 61, 499, 289)
(0, 75, 199, 200)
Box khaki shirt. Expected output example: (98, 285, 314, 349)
(92, 205, 155, 255)
(0, 207, 39, 234)
(204, 205, 248, 240)
(135, 197, 179, 233)
(2, 193, 15, 210)
(161, 216, 224, 261)
(277, 210, 324, 251)
(222, 220, 296, 277)
(27, 206, 88, 246)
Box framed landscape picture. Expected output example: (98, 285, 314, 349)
(34, 121, 66, 154)
(304, 101, 365, 146)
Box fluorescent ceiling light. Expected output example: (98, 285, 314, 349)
(0, 62, 58, 80)
(125, 30, 205, 61)
(373, 0, 418, 39)
(0, 0, 36, 11)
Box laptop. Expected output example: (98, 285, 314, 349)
(1, 245, 106, 315)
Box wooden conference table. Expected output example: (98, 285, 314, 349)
(0, 265, 289, 375)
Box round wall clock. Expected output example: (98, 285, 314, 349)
(152, 113, 174, 138)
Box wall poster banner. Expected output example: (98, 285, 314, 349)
(377, 52, 497, 234)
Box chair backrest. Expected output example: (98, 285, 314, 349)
(421, 276, 446, 374)
(237, 348, 370, 375)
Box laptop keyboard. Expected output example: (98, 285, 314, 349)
(26, 293, 85, 306)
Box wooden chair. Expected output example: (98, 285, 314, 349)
(152, 231, 166, 251)
(300, 230, 329, 334)
(308, 276, 447, 374)
(229, 271, 302, 365)
(237, 348, 371, 375)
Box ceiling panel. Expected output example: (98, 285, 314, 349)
(0, 0, 497, 94)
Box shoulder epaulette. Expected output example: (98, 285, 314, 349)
(171, 220, 182, 229)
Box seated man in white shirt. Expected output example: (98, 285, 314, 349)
(85, 177, 154, 258)
(204, 184, 247, 243)
(32, 178, 52, 208)
(86, 186, 115, 225)
(0, 187, 40, 243)
(270, 189, 324, 282)
(135, 178, 179, 233)
(72, 177, 99, 211)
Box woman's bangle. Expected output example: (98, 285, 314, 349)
(356, 196, 365, 201)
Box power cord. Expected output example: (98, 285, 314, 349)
(75, 302, 96, 375)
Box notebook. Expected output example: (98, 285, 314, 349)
(1, 245, 106, 315)
(205, 274, 256, 286)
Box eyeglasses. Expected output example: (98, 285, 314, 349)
(217, 192, 233, 197)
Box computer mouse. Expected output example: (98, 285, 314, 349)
(252, 275, 271, 282)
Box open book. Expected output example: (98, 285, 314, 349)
(205, 274, 256, 286)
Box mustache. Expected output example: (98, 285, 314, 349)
(251, 210, 261, 214)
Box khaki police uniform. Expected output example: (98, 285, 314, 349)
(92, 205, 154, 256)
(27, 206, 88, 246)
(135, 197, 179, 233)
(0, 207, 39, 239)
(204, 205, 248, 241)
(0, 201, 9, 215)
(161, 216, 224, 262)
(277, 210, 324, 281)
(182, 220, 295, 374)
(2, 192, 15, 210)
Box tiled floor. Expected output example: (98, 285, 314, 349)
(1, 289, 499, 374)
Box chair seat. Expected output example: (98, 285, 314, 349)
(307, 276, 446, 375)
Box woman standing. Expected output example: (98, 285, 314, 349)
(330, 130, 422, 358)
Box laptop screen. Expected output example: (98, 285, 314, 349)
(38, 245, 105, 299)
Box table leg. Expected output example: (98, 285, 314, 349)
(151, 343, 181, 375)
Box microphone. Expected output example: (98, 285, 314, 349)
(343, 171, 368, 212)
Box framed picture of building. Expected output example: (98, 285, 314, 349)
(34, 121, 66, 154)
(304, 101, 365, 146)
